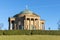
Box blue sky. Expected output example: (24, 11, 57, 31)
(0, 0, 60, 30)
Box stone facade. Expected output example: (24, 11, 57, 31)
(8, 10, 45, 30)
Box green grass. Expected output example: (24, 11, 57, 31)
(0, 35, 60, 40)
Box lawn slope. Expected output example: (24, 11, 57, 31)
(0, 35, 60, 40)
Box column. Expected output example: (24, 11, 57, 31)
(42, 23, 45, 30)
(9, 20, 10, 30)
(33, 18, 35, 30)
(18, 22, 20, 30)
(14, 24, 16, 30)
(36, 19, 39, 30)
(39, 20, 41, 30)
(24, 18, 27, 30)
(38, 20, 40, 30)
(40, 22, 44, 30)
(40, 22, 42, 30)
(9, 21, 12, 30)
(29, 18, 31, 30)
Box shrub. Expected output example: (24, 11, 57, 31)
(3, 30, 31, 35)
(0, 30, 60, 35)
(0, 30, 3, 35)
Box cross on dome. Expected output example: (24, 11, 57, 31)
(25, 5, 29, 10)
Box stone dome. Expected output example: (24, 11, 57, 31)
(20, 10, 33, 14)
(13, 9, 39, 17)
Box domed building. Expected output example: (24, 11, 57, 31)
(8, 9, 45, 30)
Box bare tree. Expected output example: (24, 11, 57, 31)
(0, 23, 3, 30)
(48, 27, 51, 30)
(57, 20, 60, 30)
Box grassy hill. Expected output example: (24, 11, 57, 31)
(0, 35, 60, 40)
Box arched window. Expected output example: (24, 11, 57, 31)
(35, 19, 38, 20)
(27, 18, 30, 20)
(31, 18, 34, 21)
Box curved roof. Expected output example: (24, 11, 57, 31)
(20, 10, 33, 14)
(13, 9, 39, 17)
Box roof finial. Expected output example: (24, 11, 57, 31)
(25, 5, 28, 10)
